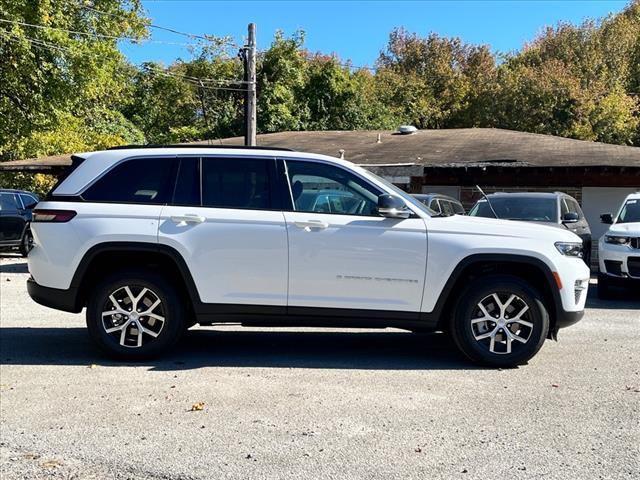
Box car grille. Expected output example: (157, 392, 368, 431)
(604, 260, 623, 276)
(631, 237, 640, 249)
(628, 257, 640, 278)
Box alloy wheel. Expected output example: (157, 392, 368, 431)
(470, 292, 533, 355)
(101, 285, 165, 348)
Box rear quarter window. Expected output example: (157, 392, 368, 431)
(82, 157, 177, 204)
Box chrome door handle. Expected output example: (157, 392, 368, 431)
(294, 220, 329, 231)
(170, 214, 205, 224)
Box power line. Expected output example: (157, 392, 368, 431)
(141, 64, 250, 86)
(141, 67, 249, 92)
(1, 29, 248, 91)
(0, 31, 249, 93)
(1, 30, 74, 55)
(0, 17, 195, 46)
(77, 2, 214, 42)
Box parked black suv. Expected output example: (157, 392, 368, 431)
(0, 189, 39, 256)
(469, 192, 592, 265)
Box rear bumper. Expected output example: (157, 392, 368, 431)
(27, 277, 82, 313)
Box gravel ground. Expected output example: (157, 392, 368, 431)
(1, 254, 639, 479)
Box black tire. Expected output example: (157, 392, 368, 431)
(597, 273, 612, 300)
(19, 230, 33, 257)
(86, 270, 186, 360)
(450, 275, 550, 367)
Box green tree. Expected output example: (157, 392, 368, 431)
(257, 30, 309, 132)
(0, 0, 148, 159)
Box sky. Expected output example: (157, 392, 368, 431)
(120, 0, 630, 67)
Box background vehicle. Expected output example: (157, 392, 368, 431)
(0, 189, 39, 256)
(469, 192, 592, 266)
(27, 146, 589, 367)
(597, 192, 640, 298)
(412, 193, 464, 216)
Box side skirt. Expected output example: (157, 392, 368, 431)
(194, 304, 440, 332)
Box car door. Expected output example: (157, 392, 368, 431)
(281, 158, 428, 313)
(0, 192, 26, 243)
(158, 156, 288, 308)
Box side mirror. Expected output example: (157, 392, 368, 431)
(562, 212, 579, 224)
(25, 202, 37, 210)
(378, 194, 411, 219)
(600, 213, 613, 224)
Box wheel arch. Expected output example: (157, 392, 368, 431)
(72, 242, 201, 314)
(431, 254, 562, 336)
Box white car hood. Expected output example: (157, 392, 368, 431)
(607, 222, 640, 235)
(429, 215, 581, 242)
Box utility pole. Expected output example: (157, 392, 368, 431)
(242, 23, 257, 146)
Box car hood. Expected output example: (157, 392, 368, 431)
(429, 215, 581, 242)
(607, 222, 640, 235)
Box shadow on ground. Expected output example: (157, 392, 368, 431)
(0, 261, 28, 274)
(0, 327, 477, 371)
(585, 283, 640, 309)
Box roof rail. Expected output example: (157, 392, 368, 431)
(106, 144, 295, 152)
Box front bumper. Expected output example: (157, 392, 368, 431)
(555, 309, 584, 329)
(27, 277, 82, 313)
(598, 239, 640, 279)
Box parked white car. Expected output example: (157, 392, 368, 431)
(597, 192, 640, 298)
(27, 146, 589, 366)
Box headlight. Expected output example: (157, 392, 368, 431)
(555, 242, 583, 257)
(605, 235, 630, 245)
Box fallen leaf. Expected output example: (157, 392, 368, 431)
(414, 447, 422, 453)
(551, 384, 559, 388)
(190, 402, 205, 411)
(41, 459, 63, 469)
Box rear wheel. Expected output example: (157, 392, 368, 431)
(450, 275, 549, 367)
(86, 270, 186, 359)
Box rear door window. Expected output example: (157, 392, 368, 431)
(201, 157, 273, 210)
(83, 157, 177, 204)
(0, 193, 20, 212)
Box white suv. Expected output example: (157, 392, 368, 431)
(27, 147, 589, 366)
(598, 192, 640, 298)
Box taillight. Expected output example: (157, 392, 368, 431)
(32, 209, 77, 223)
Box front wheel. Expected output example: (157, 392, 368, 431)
(450, 275, 550, 367)
(19, 230, 33, 257)
(86, 270, 186, 360)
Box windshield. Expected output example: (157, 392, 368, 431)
(365, 170, 437, 216)
(469, 197, 558, 222)
(617, 199, 640, 223)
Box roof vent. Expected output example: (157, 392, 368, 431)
(398, 125, 418, 135)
